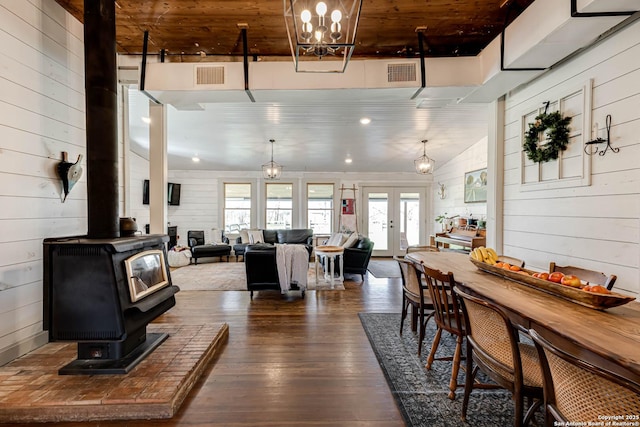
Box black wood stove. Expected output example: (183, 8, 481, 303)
(43, 235, 179, 374)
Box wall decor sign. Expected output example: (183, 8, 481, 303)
(341, 198, 355, 215)
(464, 168, 487, 203)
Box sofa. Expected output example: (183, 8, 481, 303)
(244, 244, 308, 298)
(187, 230, 231, 264)
(233, 228, 314, 261)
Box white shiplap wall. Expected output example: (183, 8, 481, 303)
(432, 138, 488, 231)
(503, 18, 640, 296)
(0, 1, 86, 364)
(127, 170, 431, 247)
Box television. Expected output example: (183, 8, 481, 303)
(143, 179, 150, 205)
(142, 180, 181, 206)
(168, 183, 181, 206)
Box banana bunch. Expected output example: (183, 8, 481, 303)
(470, 246, 498, 265)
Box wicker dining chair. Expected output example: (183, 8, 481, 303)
(455, 286, 543, 426)
(415, 262, 466, 400)
(548, 262, 617, 290)
(529, 328, 640, 425)
(396, 258, 434, 356)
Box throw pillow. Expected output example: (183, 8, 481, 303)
(211, 228, 223, 244)
(325, 233, 345, 246)
(239, 229, 250, 244)
(342, 232, 359, 248)
(248, 230, 264, 244)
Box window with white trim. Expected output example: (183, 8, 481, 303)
(224, 183, 251, 232)
(307, 183, 333, 234)
(265, 183, 292, 230)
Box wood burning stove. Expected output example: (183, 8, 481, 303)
(43, 235, 179, 374)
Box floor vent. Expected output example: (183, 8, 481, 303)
(195, 65, 225, 85)
(387, 63, 416, 83)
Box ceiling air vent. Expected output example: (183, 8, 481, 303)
(387, 63, 416, 83)
(195, 65, 225, 85)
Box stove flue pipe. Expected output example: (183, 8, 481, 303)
(84, 0, 119, 238)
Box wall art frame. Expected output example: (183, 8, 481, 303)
(464, 168, 487, 203)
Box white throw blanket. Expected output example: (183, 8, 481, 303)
(275, 244, 309, 293)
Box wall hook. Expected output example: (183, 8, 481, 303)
(57, 152, 83, 202)
(585, 115, 618, 156)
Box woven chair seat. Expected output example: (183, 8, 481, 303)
(530, 329, 640, 424)
(475, 342, 543, 388)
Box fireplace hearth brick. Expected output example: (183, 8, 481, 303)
(0, 323, 228, 423)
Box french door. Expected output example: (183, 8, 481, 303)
(362, 187, 427, 257)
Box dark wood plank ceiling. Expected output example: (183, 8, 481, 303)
(55, 0, 535, 61)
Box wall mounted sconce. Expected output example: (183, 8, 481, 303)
(57, 151, 83, 202)
(437, 182, 446, 199)
(585, 114, 618, 156)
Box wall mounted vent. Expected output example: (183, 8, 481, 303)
(387, 63, 416, 83)
(195, 65, 225, 85)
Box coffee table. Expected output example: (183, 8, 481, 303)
(314, 245, 344, 289)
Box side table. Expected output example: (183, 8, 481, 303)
(314, 245, 344, 289)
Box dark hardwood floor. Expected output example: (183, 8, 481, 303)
(23, 270, 405, 426)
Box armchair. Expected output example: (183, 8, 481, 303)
(187, 230, 231, 264)
(330, 236, 374, 281)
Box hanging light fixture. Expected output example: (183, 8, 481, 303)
(284, 0, 362, 73)
(262, 139, 282, 180)
(414, 140, 435, 174)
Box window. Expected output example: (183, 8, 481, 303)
(224, 183, 251, 233)
(307, 184, 333, 234)
(266, 183, 292, 230)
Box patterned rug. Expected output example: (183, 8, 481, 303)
(170, 261, 345, 291)
(358, 313, 544, 427)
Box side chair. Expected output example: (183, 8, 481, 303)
(549, 262, 617, 290)
(455, 286, 543, 427)
(415, 262, 466, 400)
(396, 258, 434, 357)
(529, 328, 640, 425)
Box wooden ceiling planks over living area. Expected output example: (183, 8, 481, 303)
(55, 0, 535, 60)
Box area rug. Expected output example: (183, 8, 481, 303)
(170, 262, 345, 291)
(358, 313, 544, 427)
(367, 259, 401, 278)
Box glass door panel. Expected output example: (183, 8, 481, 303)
(367, 192, 389, 252)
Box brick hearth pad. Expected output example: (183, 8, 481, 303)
(0, 323, 228, 423)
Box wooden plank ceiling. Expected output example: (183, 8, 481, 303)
(55, 0, 535, 61)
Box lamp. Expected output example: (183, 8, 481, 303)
(284, 0, 362, 73)
(414, 140, 435, 174)
(262, 139, 282, 180)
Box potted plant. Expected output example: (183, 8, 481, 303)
(435, 213, 449, 232)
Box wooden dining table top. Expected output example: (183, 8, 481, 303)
(405, 251, 640, 386)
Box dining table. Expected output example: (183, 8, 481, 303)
(405, 251, 640, 387)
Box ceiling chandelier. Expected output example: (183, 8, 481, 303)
(262, 139, 282, 180)
(284, 0, 362, 73)
(414, 140, 435, 175)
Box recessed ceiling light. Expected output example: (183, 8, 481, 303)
(141, 117, 151, 124)
(345, 158, 353, 164)
(192, 156, 200, 163)
(360, 117, 371, 125)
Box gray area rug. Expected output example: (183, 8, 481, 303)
(367, 260, 401, 278)
(170, 262, 345, 291)
(358, 313, 544, 427)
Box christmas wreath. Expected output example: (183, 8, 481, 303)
(523, 111, 572, 163)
